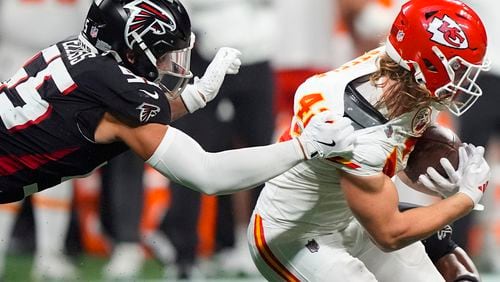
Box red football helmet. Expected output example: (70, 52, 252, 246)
(386, 0, 490, 116)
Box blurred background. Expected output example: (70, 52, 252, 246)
(0, 0, 499, 281)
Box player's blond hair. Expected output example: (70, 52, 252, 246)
(370, 53, 442, 119)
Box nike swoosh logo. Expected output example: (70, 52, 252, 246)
(316, 140, 336, 147)
(139, 89, 159, 99)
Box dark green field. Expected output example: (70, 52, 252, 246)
(5, 254, 162, 281)
(3, 253, 268, 282)
(4, 253, 500, 282)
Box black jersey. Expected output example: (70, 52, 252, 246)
(0, 38, 171, 201)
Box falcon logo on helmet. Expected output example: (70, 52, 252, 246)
(427, 15, 468, 49)
(124, 0, 177, 48)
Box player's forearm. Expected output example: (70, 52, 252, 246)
(168, 84, 206, 121)
(168, 82, 213, 121)
(168, 95, 190, 121)
(383, 194, 472, 251)
(146, 127, 305, 195)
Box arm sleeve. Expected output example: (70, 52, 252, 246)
(146, 127, 305, 195)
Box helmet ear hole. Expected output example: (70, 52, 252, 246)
(424, 11, 438, 19)
(423, 59, 438, 73)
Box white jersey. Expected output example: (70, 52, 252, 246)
(255, 47, 436, 235)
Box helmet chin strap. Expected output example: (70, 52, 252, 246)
(130, 32, 159, 79)
(131, 32, 157, 64)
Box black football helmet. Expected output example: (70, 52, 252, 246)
(82, 0, 193, 98)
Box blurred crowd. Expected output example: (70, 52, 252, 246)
(0, 0, 499, 281)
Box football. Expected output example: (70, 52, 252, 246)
(404, 125, 461, 182)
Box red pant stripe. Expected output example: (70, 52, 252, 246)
(254, 214, 300, 282)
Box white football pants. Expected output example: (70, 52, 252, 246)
(247, 214, 444, 282)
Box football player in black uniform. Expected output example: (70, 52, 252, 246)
(0, 0, 355, 204)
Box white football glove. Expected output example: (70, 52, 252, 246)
(419, 144, 490, 208)
(457, 145, 490, 207)
(418, 145, 468, 198)
(181, 47, 242, 113)
(296, 111, 355, 159)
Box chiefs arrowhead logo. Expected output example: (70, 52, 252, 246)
(411, 107, 432, 135)
(137, 102, 160, 122)
(124, 0, 177, 48)
(427, 15, 468, 49)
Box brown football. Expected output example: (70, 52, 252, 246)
(404, 125, 461, 183)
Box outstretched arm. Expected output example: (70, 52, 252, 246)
(96, 111, 355, 195)
(145, 126, 306, 195)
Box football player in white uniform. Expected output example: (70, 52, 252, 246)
(248, 0, 491, 281)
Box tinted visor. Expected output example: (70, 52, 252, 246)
(154, 33, 195, 99)
(156, 47, 192, 78)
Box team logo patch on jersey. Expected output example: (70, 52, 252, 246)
(427, 15, 468, 49)
(137, 103, 160, 122)
(305, 239, 320, 253)
(411, 107, 432, 135)
(124, 0, 176, 48)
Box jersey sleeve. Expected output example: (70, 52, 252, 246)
(286, 72, 352, 154)
(329, 129, 389, 177)
(328, 125, 415, 177)
(75, 56, 172, 127)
